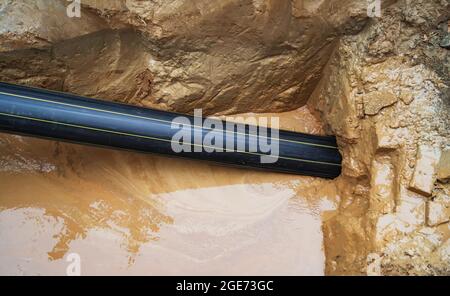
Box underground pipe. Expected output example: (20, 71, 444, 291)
(0, 82, 342, 178)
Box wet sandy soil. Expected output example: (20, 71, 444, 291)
(0, 106, 340, 275)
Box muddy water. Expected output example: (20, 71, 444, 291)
(0, 106, 339, 275)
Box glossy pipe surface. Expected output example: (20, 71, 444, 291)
(0, 82, 342, 178)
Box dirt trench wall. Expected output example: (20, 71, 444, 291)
(0, 0, 372, 115)
(308, 0, 450, 275)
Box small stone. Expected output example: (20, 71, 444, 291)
(364, 91, 398, 115)
(396, 187, 426, 227)
(437, 239, 450, 262)
(399, 91, 414, 104)
(418, 227, 436, 236)
(427, 194, 450, 226)
(374, 122, 402, 150)
(437, 149, 450, 181)
(366, 253, 382, 276)
(440, 33, 450, 49)
(409, 146, 441, 197)
(370, 158, 395, 214)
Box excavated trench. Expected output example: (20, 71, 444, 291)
(0, 0, 449, 275)
(0, 101, 339, 275)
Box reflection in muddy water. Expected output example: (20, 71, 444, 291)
(0, 106, 339, 275)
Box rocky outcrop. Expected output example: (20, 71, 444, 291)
(309, 0, 450, 275)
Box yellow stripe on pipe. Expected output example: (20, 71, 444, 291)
(0, 91, 338, 150)
(0, 111, 342, 167)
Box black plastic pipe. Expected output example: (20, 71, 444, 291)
(0, 82, 341, 178)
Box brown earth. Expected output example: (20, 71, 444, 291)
(0, 0, 449, 275)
